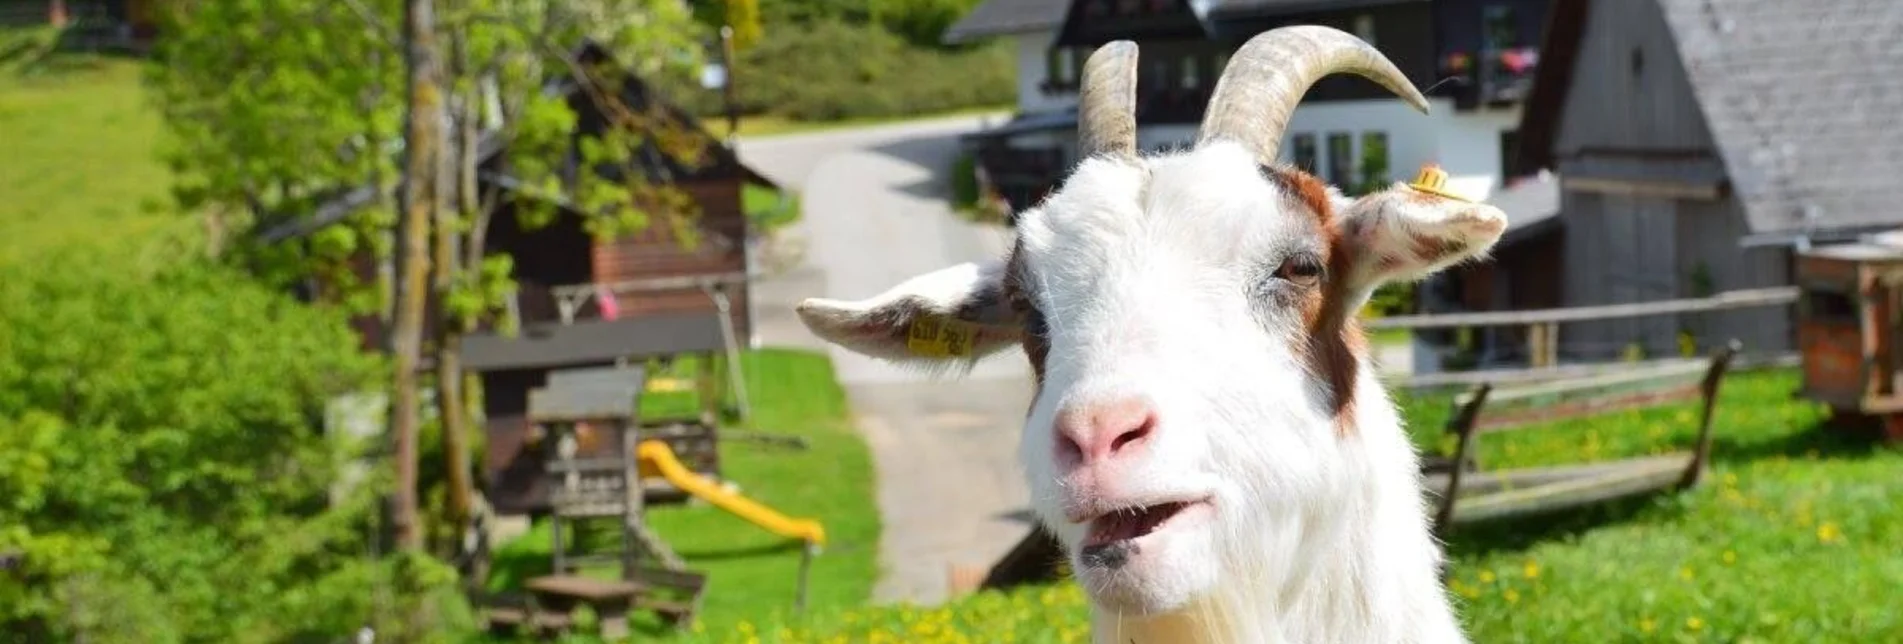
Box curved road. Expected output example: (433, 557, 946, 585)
(737, 114, 1038, 606)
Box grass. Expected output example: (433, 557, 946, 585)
(713, 104, 1012, 140)
(689, 368, 1903, 643)
(481, 348, 880, 641)
(743, 182, 800, 233)
(0, 51, 183, 265)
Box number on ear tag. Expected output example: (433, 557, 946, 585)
(907, 316, 977, 357)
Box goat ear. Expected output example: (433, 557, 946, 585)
(1332, 182, 1507, 301)
(796, 259, 1022, 365)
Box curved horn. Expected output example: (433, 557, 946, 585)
(1197, 26, 1427, 164)
(1076, 40, 1140, 161)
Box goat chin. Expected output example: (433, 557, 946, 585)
(1078, 367, 1467, 644)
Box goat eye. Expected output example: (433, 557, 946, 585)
(1023, 307, 1049, 337)
(1274, 253, 1324, 287)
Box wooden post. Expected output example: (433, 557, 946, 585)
(1680, 340, 1740, 489)
(620, 419, 643, 581)
(795, 542, 816, 614)
(1434, 383, 1491, 536)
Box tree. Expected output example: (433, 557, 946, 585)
(392, 0, 446, 553)
(148, 0, 708, 577)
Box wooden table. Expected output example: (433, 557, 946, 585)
(525, 574, 644, 639)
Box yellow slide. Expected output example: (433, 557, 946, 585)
(635, 440, 827, 547)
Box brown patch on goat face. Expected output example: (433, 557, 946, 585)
(1265, 166, 1365, 435)
(1000, 243, 1050, 392)
(1262, 165, 1335, 227)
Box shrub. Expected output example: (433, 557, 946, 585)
(659, 21, 1014, 122)
(0, 251, 469, 642)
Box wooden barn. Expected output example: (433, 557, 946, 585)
(262, 42, 777, 514)
(1463, 0, 1903, 363)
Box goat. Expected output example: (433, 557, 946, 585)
(797, 26, 1504, 644)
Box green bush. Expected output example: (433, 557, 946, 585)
(661, 21, 1013, 122)
(0, 251, 469, 643)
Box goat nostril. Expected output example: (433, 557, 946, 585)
(1056, 431, 1084, 465)
(1108, 411, 1156, 454)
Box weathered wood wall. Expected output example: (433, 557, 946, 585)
(589, 178, 752, 344)
(1544, 0, 1794, 360)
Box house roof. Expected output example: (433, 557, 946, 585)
(461, 312, 729, 371)
(1520, 0, 1903, 235)
(1488, 171, 1561, 245)
(256, 40, 775, 245)
(943, 0, 1071, 44)
(1194, 0, 1421, 19)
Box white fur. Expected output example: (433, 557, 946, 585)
(798, 140, 1505, 644)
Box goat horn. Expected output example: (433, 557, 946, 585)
(1077, 40, 1140, 161)
(1197, 26, 1427, 164)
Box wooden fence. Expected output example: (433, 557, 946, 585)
(1366, 286, 1800, 369)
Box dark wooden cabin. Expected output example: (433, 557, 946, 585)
(261, 41, 777, 514)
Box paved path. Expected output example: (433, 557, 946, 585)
(737, 114, 1038, 606)
(733, 113, 1414, 606)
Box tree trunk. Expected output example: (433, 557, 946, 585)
(433, 22, 477, 569)
(391, 0, 444, 553)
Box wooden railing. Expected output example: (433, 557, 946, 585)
(1368, 287, 1800, 368)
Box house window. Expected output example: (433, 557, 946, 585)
(1499, 129, 1524, 178)
(1291, 134, 1319, 174)
(1353, 14, 1377, 46)
(1327, 132, 1354, 187)
(1359, 131, 1389, 193)
(1482, 4, 1518, 51)
(1048, 47, 1078, 89)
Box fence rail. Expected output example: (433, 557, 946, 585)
(1366, 287, 1800, 330)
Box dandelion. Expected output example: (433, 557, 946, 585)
(1522, 560, 1541, 580)
(1818, 522, 1844, 544)
(1678, 566, 1694, 581)
(1723, 549, 1737, 565)
(1503, 588, 1520, 604)
(1686, 616, 1705, 631)
(1639, 617, 1657, 634)
(1479, 569, 1496, 584)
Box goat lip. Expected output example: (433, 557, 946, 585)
(1065, 494, 1212, 525)
(1076, 497, 1213, 548)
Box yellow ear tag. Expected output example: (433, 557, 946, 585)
(1407, 164, 1472, 202)
(907, 315, 978, 358)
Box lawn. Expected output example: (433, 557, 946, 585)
(688, 368, 1903, 643)
(0, 51, 183, 265)
(713, 104, 1012, 140)
(481, 348, 881, 641)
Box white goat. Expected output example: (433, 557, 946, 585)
(798, 26, 1505, 644)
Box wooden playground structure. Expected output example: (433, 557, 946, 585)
(477, 363, 825, 640)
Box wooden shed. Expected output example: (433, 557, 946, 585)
(1509, 0, 1903, 363)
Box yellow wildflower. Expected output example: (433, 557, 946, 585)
(1478, 569, 1496, 584)
(1522, 560, 1541, 579)
(1818, 522, 1844, 543)
(1503, 588, 1520, 604)
(1678, 566, 1694, 581)
(1723, 549, 1737, 565)
(1687, 616, 1705, 631)
(1639, 617, 1657, 634)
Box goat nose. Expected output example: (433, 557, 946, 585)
(1054, 397, 1158, 466)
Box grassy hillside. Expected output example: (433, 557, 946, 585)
(0, 54, 185, 265)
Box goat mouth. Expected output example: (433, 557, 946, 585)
(1080, 500, 1198, 550)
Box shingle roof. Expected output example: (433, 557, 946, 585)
(1524, 0, 1903, 236)
(943, 0, 1070, 44)
(1193, 0, 1420, 18)
(1657, 0, 1903, 235)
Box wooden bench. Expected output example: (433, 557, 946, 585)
(634, 565, 708, 629)
(522, 574, 642, 640)
(1425, 340, 1742, 533)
